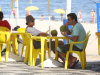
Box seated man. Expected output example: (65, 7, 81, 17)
(57, 13, 86, 68)
(25, 15, 64, 50)
(0, 11, 11, 56)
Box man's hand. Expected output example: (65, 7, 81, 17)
(61, 32, 67, 37)
(65, 22, 69, 26)
(40, 33, 49, 36)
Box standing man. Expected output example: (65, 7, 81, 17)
(57, 13, 86, 68)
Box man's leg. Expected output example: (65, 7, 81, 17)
(1, 47, 6, 56)
(58, 52, 77, 68)
(56, 44, 77, 68)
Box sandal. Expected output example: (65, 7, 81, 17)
(70, 60, 79, 69)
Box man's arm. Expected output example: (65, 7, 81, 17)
(65, 22, 71, 35)
(66, 35, 79, 42)
(40, 32, 49, 36)
(61, 32, 79, 42)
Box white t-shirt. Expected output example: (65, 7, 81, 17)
(25, 27, 42, 36)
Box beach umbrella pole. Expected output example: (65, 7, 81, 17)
(15, 0, 19, 26)
(66, 0, 71, 18)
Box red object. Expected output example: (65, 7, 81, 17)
(0, 20, 11, 30)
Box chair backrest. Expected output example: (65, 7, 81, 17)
(0, 27, 10, 31)
(21, 33, 32, 46)
(83, 32, 91, 51)
(0, 31, 10, 43)
(17, 28, 26, 44)
(17, 28, 25, 33)
(0, 27, 10, 43)
(22, 33, 41, 49)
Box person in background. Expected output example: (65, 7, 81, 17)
(26, 11, 31, 16)
(51, 16, 55, 21)
(13, 8, 15, 18)
(0, 11, 11, 56)
(61, 14, 63, 21)
(90, 10, 96, 23)
(39, 15, 44, 21)
(78, 10, 82, 22)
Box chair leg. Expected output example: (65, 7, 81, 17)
(44, 49, 46, 60)
(0, 44, 2, 61)
(46, 40, 50, 58)
(24, 46, 28, 63)
(6, 43, 10, 62)
(21, 45, 24, 58)
(39, 52, 41, 63)
(83, 51, 87, 68)
(79, 53, 84, 69)
(47, 47, 50, 58)
(44, 40, 50, 59)
(32, 50, 38, 66)
(65, 52, 69, 69)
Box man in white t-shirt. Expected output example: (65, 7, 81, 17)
(25, 15, 48, 49)
(25, 15, 64, 51)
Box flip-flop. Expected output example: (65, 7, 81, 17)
(70, 60, 79, 69)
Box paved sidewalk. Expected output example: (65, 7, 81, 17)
(1, 52, 100, 75)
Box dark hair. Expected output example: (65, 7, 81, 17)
(0, 11, 3, 20)
(67, 13, 77, 22)
(26, 15, 35, 25)
(13, 26, 20, 31)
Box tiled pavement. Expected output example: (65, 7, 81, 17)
(1, 54, 100, 75)
(0, 44, 100, 75)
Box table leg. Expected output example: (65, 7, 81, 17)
(41, 37, 45, 68)
(98, 38, 100, 55)
(55, 38, 58, 61)
(12, 35, 18, 55)
(28, 39, 33, 66)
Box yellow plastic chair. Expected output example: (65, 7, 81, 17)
(0, 32, 11, 62)
(20, 33, 49, 67)
(17, 28, 49, 59)
(62, 32, 90, 69)
(17, 28, 49, 66)
(0, 27, 10, 31)
(0, 27, 11, 62)
(17, 28, 25, 33)
(32, 37, 50, 66)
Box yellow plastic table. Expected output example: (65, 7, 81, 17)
(31, 36, 69, 68)
(11, 32, 69, 68)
